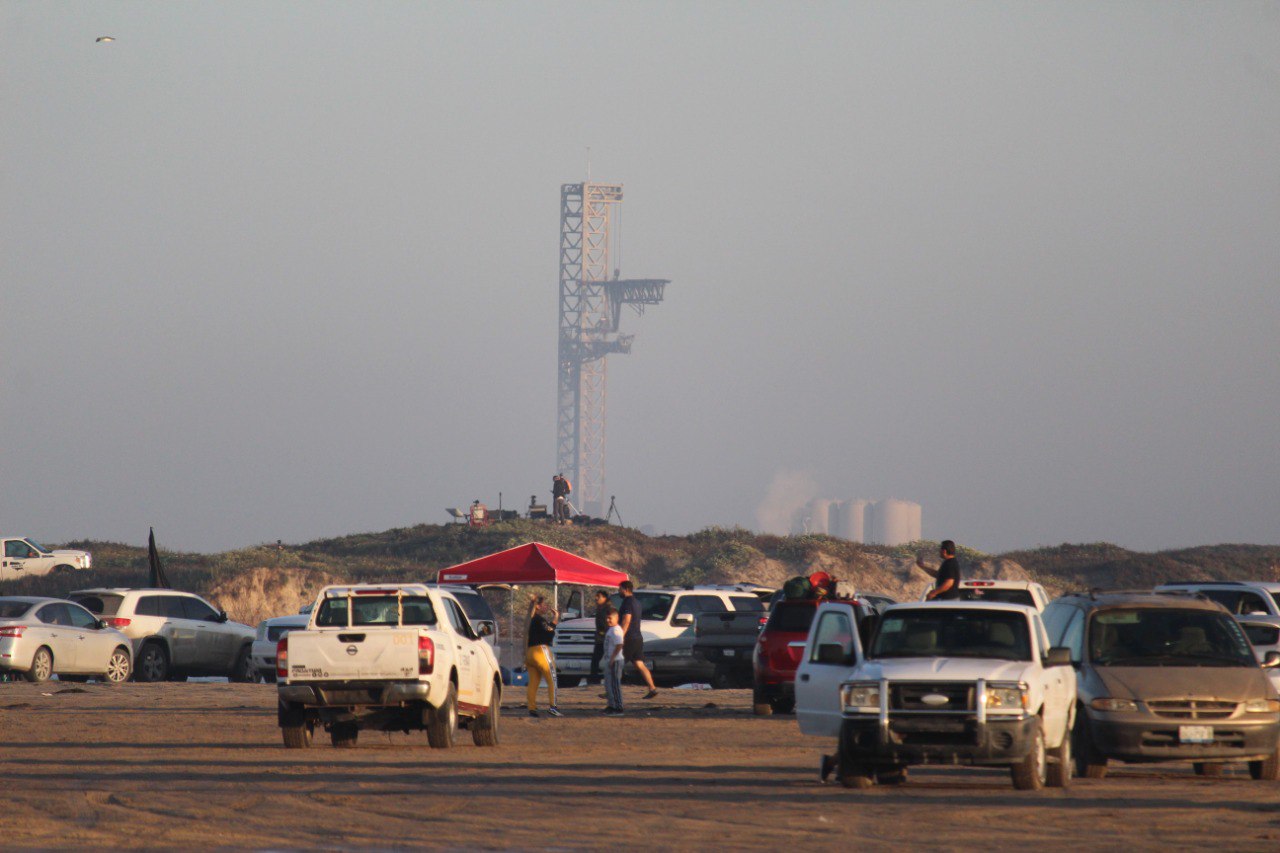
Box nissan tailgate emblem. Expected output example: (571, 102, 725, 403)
(346, 645, 358, 656)
(922, 693, 950, 706)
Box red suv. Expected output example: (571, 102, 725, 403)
(753, 596, 880, 715)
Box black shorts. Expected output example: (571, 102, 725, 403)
(623, 633, 644, 663)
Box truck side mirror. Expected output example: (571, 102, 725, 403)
(672, 614, 694, 627)
(1045, 647, 1072, 667)
(1263, 651, 1280, 669)
(217, 610, 229, 623)
(477, 621, 494, 637)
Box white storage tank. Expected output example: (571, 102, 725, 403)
(906, 501, 923, 542)
(806, 498, 833, 535)
(876, 498, 916, 546)
(838, 499, 867, 543)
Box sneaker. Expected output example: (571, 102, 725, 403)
(643, 689, 659, 700)
(547, 706, 564, 718)
(604, 709, 624, 717)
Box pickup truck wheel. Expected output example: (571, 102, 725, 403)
(1193, 763, 1224, 777)
(876, 766, 908, 785)
(752, 687, 773, 716)
(770, 695, 795, 715)
(330, 722, 358, 748)
(1249, 745, 1280, 781)
(104, 647, 132, 684)
(135, 643, 169, 682)
(1047, 726, 1073, 788)
(471, 683, 501, 747)
(24, 647, 54, 682)
(281, 718, 314, 749)
(1073, 710, 1108, 779)
(427, 683, 458, 749)
(1011, 720, 1047, 790)
(228, 646, 255, 683)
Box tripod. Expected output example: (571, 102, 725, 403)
(606, 495, 623, 526)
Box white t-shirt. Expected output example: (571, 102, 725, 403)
(603, 625, 625, 664)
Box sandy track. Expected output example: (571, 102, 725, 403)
(1, 682, 1279, 850)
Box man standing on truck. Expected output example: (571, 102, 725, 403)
(918, 539, 962, 600)
(617, 581, 658, 699)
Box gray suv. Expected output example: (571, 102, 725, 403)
(1044, 591, 1280, 780)
(69, 588, 256, 683)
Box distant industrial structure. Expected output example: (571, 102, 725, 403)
(793, 498, 923, 546)
(556, 182, 669, 517)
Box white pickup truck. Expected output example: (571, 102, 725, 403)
(795, 600, 1076, 790)
(276, 584, 502, 750)
(1, 537, 92, 581)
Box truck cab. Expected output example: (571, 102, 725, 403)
(1, 538, 91, 581)
(796, 600, 1077, 790)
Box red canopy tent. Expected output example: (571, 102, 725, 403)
(438, 542, 628, 588)
(437, 543, 629, 670)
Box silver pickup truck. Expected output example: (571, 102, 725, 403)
(276, 584, 503, 749)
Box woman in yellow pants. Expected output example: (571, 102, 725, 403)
(526, 595, 563, 717)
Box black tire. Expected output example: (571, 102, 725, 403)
(770, 695, 795, 715)
(103, 647, 132, 684)
(1011, 719, 1047, 791)
(228, 645, 255, 683)
(471, 681, 501, 747)
(752, 686, 773, 716)
(1249, 745, 1280, 781)
(1073, 710, 1108, 779)
(427, 682, 458, 749)
(1047, 723, 1073, 788)
(24, 647, 54, 683)
(838, 763, 876, 789)
(135, 643, 170, 683)
(710, 667, 735, 690)
(281, 713, 314, 749)
(1193, 762, 1224, 777)
(52, 564, 76, 575)
(330, 721, 358, 749)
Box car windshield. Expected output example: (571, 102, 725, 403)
(451, 592, 496, 623)
(766, 602, 818, 633)
(871, 608, 1033, 661)
(315, 595, 438, 627)
(23, 539, 49, 553)
(0, 600, 34, 619)
(956, 588, 1034, 606)
(608, 593, 674, 621)
(1089, 608, 1256, 667)
(69, 594, 122, 616)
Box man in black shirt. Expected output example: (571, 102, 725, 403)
(617, 581, 658, 699)
(588, 589, 610, 685)
(918, 539, 961, 600)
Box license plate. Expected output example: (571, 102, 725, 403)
(1179, 725, 1213, 744)
(724, 649, 736, 657)
(562, 660, 587, 670)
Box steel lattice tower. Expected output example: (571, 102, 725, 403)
(557, 182, 668, 517)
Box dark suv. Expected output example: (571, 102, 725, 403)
(1044, 591, 1280, 780)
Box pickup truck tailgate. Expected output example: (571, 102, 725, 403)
(287, 628, 419, 681)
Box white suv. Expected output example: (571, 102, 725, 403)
(1156, 582, 1280, 624)
(919, 580, 1050, 611)
(69, 588, 256, 682)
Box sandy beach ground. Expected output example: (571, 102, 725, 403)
(1, 681, 1278, 850)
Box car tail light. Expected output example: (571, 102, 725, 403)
(418, 636, 435, 674)
(0, 625, 26, 638)
(107, 617, 132, 629)
(276, 637, 288, 679)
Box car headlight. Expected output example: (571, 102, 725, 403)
(986, 685, 1029, 711)
(1090, 697, 1139, 712)
(1245, 699, 1280, 713)
(842, 682, 881, 711)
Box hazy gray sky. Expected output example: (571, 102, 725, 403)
(3, 2, 1277, 553)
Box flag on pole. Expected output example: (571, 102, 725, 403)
(148, 527, 171, 588)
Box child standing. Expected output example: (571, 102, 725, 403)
(602, 607, 625, 716)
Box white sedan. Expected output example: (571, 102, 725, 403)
(0, 596, 133, 683)
(251, 614, 310, 682)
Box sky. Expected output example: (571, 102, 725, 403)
(2, 1, 1277, 554)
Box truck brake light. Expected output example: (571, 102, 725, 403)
(107, 617, 132, 629)
(0, 625, 26, 638)
(276, 637, 288, 679)
(419, 636, 435, 674)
